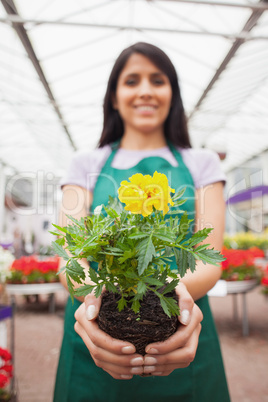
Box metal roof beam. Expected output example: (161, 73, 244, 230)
(1, 14, 268, 40)
(188, 1, 267, 119)
(0, 0, 77, 151)
(156, 0, 268, 11)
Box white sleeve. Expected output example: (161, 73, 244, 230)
(180, 148, 226, 189)
(60, 146, 112, 192)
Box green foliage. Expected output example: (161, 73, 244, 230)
(51, 190, 225, 317)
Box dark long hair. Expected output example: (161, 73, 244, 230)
(98, 42, 191, 148)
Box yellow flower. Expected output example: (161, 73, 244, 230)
(118, 172, 175, 217)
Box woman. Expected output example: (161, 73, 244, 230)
(54, 42, 230, 401)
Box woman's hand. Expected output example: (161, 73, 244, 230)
(74, 294, 144, 380)
(143, 282, 203, 376)
(74, 283, 203, 379)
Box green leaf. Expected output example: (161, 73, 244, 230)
(55, 237, 65, 246)
(196, 248, 225, 265)
(82, 235, 99, 249)
(94, 284, 103, 298)
(187, 228, 213, 247)
(144, 277, 164, 287)
(153, 231, 176, 243)
(171, 187, 186, 203)
(159, 297, 171, 317)
(88, 266, 99, 284)
(131, 299, 140, 313)
(178, 212, 190, 237)
(173, 248, 189, 277)
(124, 271, 139, 280)
(108, 196, 124, 215)
(137, 235, 156, 275)
(103, 205, 119, 219)
(117, 296, 127, 311)
(118, 249, 136, 264)
(51, 241, 69, 261)
(51, 223, 68, 233)
(137, 281, 147, 295)
(194, 243, 211, 252)
(66, 215, 84, 227)
(74, 284, 95, 297)
(49, 230, 62, 236)
(66, 260, 85, 283)
(66, 233, 76, 247)
(162, 296, 180, 317)
(105, 282, 118, 293)
(161, 279, 180, 295)
(187, 252, 196, 273)
(66, 275, 74, 302)
(129, 233, 149, 240)
(159, 270, 168, 283)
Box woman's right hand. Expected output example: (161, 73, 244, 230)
(74, 294, 145, 380)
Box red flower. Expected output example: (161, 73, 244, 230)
(0, 348, 12, 362)
(10, 256, 60, 281)
(0, 348, 13, 389)
(220, 247, 263, 281)
(261, 276, 268, 287)
(1, 364, 13, 375)
(0, 373, 9, 388)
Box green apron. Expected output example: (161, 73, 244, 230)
(54, 144, 230, 402)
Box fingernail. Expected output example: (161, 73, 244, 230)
(122, 345, 135, 354)
(145, 347, 159, 354)
(130, 357, 144, 366)
(144, 365, 156, 373)
(180, 309, 190, 325)
(153, 372, 163, 376)
(144, 357, 157, 365)
(130, 367, 143, 374)
(86, 305, 97, 320)
(121, 374, 132, 379)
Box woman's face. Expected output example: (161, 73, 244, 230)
(113, 53, 173, 137)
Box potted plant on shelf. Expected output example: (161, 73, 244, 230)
(7, 256, 60, 285)
(220, 247, 263, 293)
(260, 265, 268, 298)
(0, 347, 14, 402)
(0, 247, 14, 305)
(52, 172, 224, 354)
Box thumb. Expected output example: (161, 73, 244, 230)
(84, 293, 102, 321)
(175, 282, 194, 326)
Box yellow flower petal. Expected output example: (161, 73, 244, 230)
(118, 171, 174, 216)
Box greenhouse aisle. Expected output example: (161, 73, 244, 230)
(7, 287, 268, 402)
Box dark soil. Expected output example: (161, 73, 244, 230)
(98, 289, 179, 355)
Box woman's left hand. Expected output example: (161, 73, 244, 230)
(143, 282, 203, 376)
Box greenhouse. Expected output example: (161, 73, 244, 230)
(0, 0, 267, 401)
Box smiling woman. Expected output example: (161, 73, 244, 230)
(54, 42, 229, 402)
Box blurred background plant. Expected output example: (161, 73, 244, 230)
(221, 247, 264, 282)
(0, 247, 14, 284)
(224, 230, 268, 252)
(7, 256, 59, 284)
(260, 267, 268, 296)
(0, 247, 14, 304)
(0, 347, 13, 401)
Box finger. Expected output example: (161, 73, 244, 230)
(84, 292, 102, 320)
(175, 282, 194, 325)
(144, 324, 201, 370)
(74, 320, 144, 369)
(145, 304, 202, 355)
(75, 303, 137, 355)
(105, 369, 133, 380)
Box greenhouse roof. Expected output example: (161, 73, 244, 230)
(0, 0, 267, 177)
